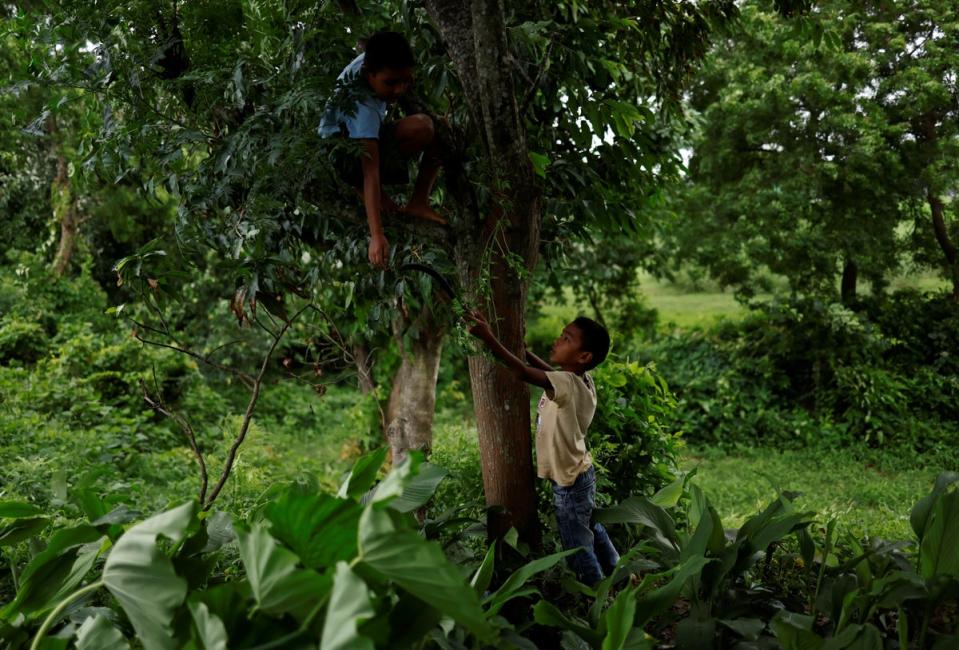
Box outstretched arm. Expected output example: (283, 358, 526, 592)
(360, 139, 389, 268)
(525, 349, 553, 372)
(466, 311, 552, 392)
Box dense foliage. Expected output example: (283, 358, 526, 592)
(2, 449, 956, 648)
(646, 292, 959, 458)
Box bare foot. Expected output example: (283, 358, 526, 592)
(402, 202, 448, 225)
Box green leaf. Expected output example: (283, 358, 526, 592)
(602, 585, 637, 650)
(470, 543, 496, 596)
(264, 489, 360, 570)
(370, 452, 423, 506)
(2, 525, 103, 617)
(320, 562, 376, 650)
(187, 598, 228, 650)
(770, 610, 823, 650)
(75, 614, 129, 650)
(532, 600, 602, 646)
(650, 476, 684, 508)
(484, 547, 578, 616)
(388, 463, 448, 513)
(235, 523, 331, 620)
(338, 447, 388, 499)
(919, 487, 959, 579)
(529, 151, 551, 178)
(911, 472, 959, 541)
(596, 496, 679, 553)
(675, 614, 715, 648)
(101, 501, 197, 650)
(0, 517, 48, 547)
(634, 555, 712, 628)
(0, 501, 43, 518)
(717, 618, 764, 641)
(357, 506, 491, 640)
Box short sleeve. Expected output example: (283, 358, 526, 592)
(342, 97, 384, 139)
(545, 371, 575, 407)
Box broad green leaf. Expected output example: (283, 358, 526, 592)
(388, 463, 448, 513)
(821, 623, 882, 650)
(484, 548, 578, 616)
(75, 614, 129, 650)
(682, 504, 724, 561)
(529, 151, 551, 178)
(0, 501, 43, 518)
(602, 585, 637, 650)
(357, 506, 491, 640)
(235, 523, 331, 620)
(320, 562, 375, 650)
(338, 447, 388, 499)
(200, 511, 234, 554)
(470, 543, 496, 596)
(919, 487, 959, 579)
(3, 525, 103, 617)
(187, 599, 228, 650)
(264, 489, 360, 570)
(596, 496, 679, 553)
(0, 517, 48, 547)
(770, 610, 823, 650)
(102, 501, 197, 650)
(532, 600, 603, 646)
(717, 618, 764, 641)
(633, 555, 712, 628)
(650, 476, 684, 508)
(370, 452, 423, 506)
(675, 614, 715, 648)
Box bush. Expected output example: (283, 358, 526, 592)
(643, 293, 959, 456)
(589, 358, 683, 506)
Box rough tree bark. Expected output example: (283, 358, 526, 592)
(385, 304, 446, 465)
(425, 0, 543, 543)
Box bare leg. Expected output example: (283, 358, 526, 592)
(392, 114, 446, 225)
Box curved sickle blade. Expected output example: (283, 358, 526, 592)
(399, 263, 457, 301)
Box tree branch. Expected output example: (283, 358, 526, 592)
(141, 377, 208, 503)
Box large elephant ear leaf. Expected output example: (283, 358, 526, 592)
(919, 486, 959, 579)
(102, 502, 197, 650)
(320, 562, 376, 650)
(75, 613, 130, 650)
(357, 506, 492, 640)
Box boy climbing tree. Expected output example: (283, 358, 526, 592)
(318, 30, 446, 269)
(467, 310, 620, 587)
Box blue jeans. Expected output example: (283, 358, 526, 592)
(551, 466, 620, 586)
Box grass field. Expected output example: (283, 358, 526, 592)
(681, 445, 938, 542)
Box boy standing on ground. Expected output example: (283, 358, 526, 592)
(467, 312, 620, 587)
(318, 31, 446, 269)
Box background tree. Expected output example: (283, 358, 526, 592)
(667, 0, 959, 303)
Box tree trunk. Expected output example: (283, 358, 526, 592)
(385, 304, 445, 466)
(840, 258, 857, 305)
(927, 189, 959, 303)
(426, 0, 543, 544)
(49, 117, 78, 277)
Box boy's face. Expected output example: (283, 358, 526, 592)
(365, 66, 413, 103)
(549, 323, 592, 368)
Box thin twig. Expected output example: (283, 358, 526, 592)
(133, 328, 256, 390)
(203, 304, 309, 510)
(141, 378, 209, 503)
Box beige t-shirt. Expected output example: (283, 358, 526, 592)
(535, 370, 596, 486)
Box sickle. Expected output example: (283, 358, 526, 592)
(399, 263, 457, 301)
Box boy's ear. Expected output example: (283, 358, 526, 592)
(578, 350, 593, 367)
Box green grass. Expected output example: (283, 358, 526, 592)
(681, 445, 941, 541)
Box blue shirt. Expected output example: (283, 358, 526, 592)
(317, 54, 387, 139)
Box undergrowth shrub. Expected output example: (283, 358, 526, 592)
(590, 358, 683, 506)
(644, 293, 959, 458)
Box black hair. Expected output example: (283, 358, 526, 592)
(363, 31, 415, 72)
(572, 316, 610, 370)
